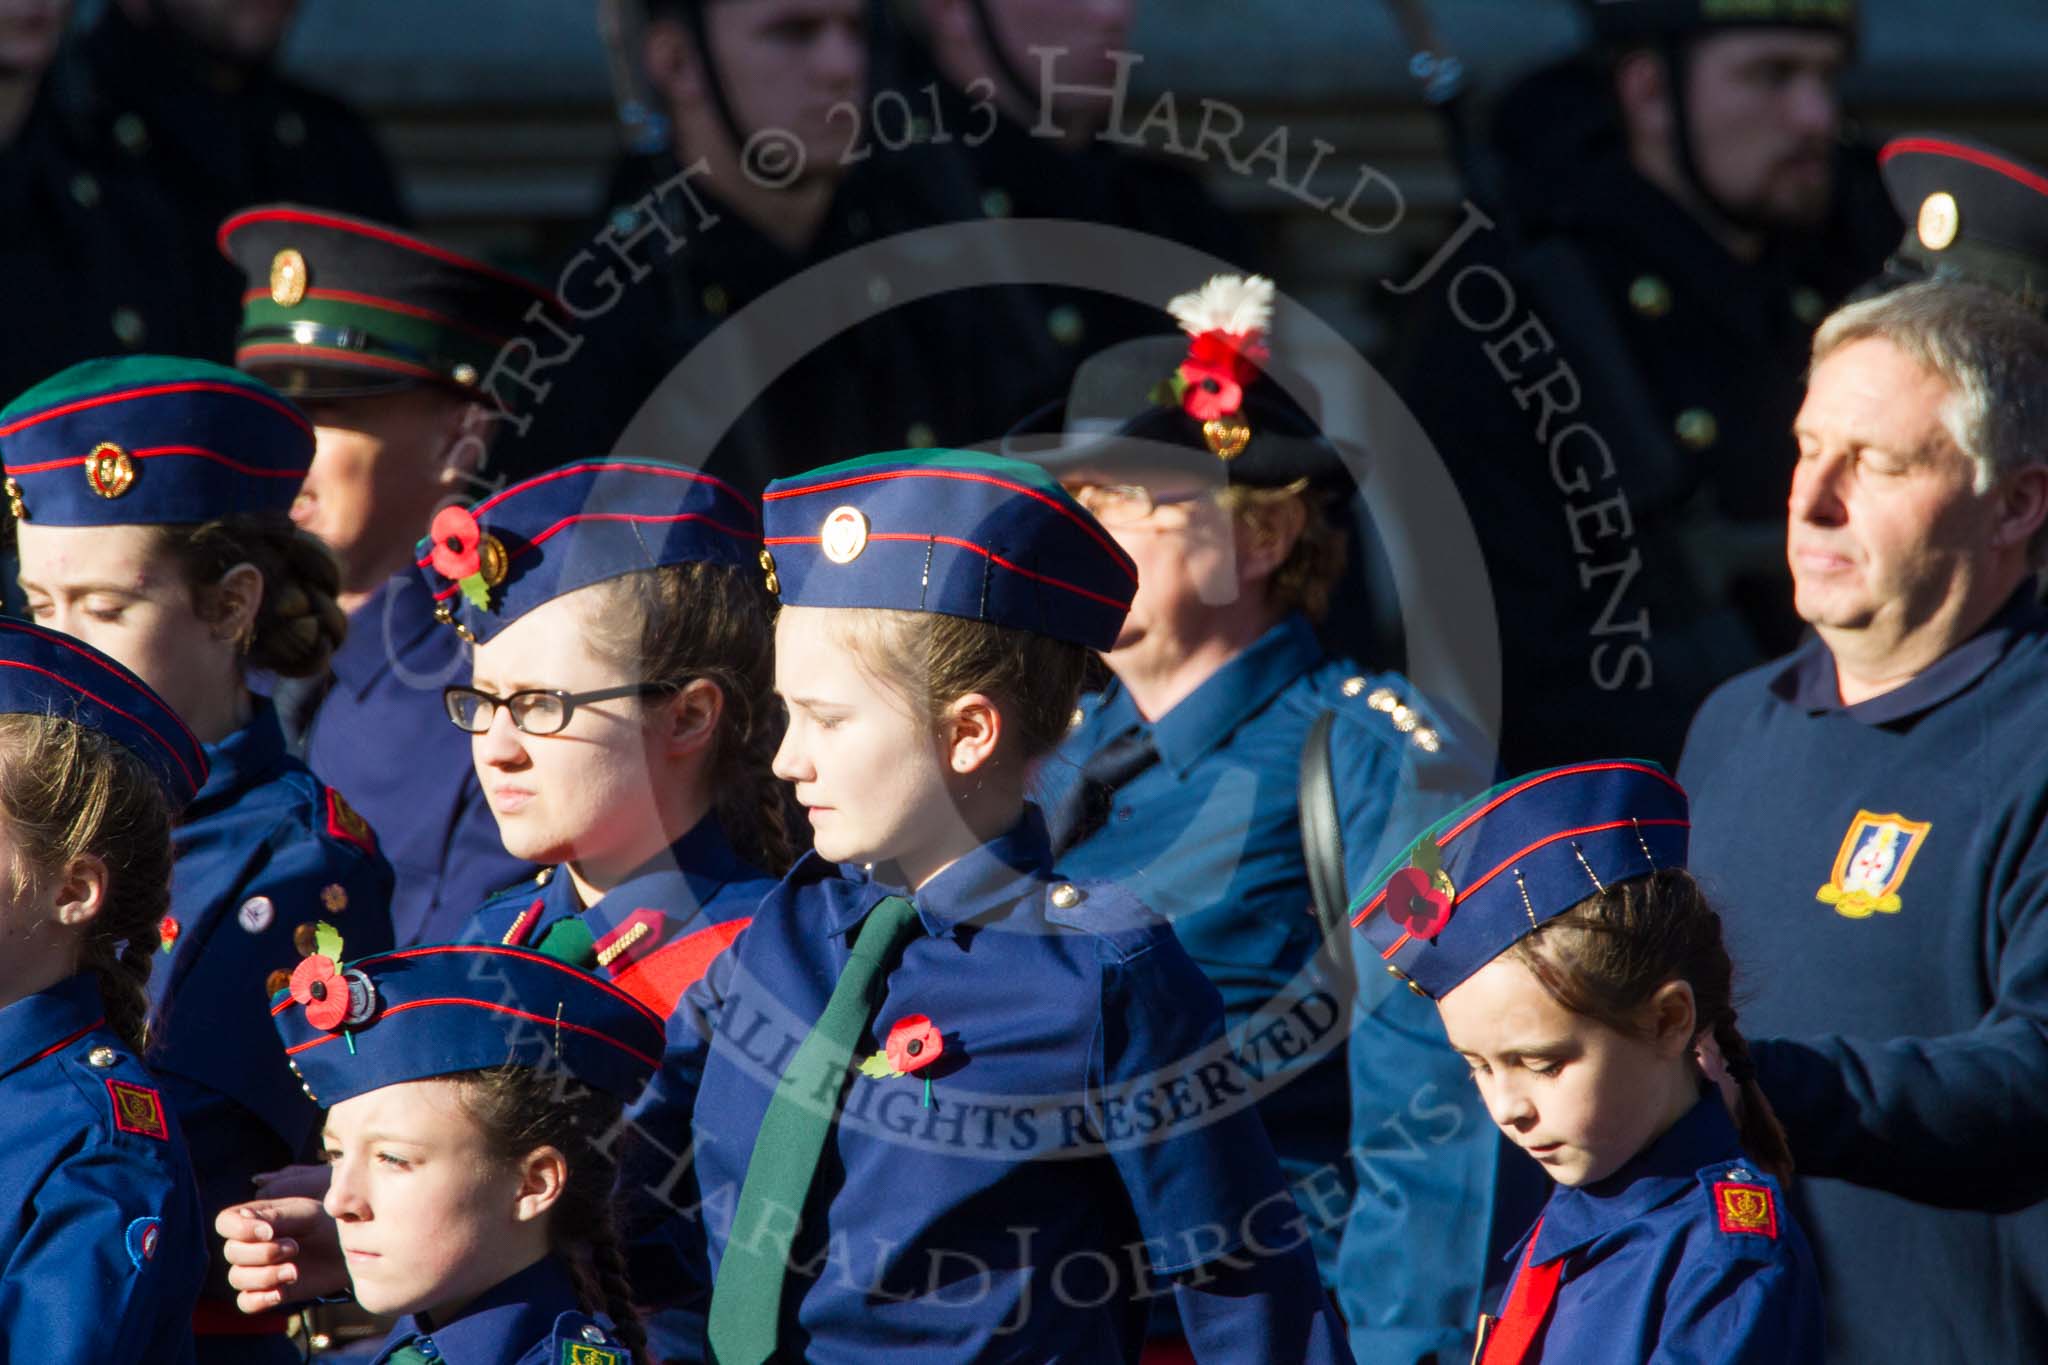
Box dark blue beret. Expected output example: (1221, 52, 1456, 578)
(415, 457, 762, 645)
(271, 943, 666, 1106)
(761, 449, 1136, 652)
(0, 356, 312, 526)
(1352, 760, 1690, 1000)
(0, 619, 208, 807)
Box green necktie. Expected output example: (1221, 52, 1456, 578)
(706, 895, 922, 1364)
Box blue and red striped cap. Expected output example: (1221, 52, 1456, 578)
(415, 457, 762, 645)
(761, 449, 1137, 651)
(1351, 761, 1690, 1000)
(271, 943, 665, 1106)
(0, 356, 312, 526)
(0, 619, 208, 808)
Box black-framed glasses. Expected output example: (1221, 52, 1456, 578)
(442, 683, 676, 736)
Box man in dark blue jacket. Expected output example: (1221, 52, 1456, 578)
(1680, 136, 2048, 1362)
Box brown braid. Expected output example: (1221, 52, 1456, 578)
(0, 714, 174, 1054)
(455, 1064, 651, 1360)
(586, 562, 793, 874)
(1511, 866, 1797, 1183)
(155, 514, 348, 680)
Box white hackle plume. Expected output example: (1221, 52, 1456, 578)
(1167, 274, 1274, 339)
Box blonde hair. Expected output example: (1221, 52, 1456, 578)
(0, 714, 173, 1053)
(1215, 480, 1349, 623)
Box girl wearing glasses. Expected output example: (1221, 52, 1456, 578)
(2, 357, 395, 1361)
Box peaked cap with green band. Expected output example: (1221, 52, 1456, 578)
(218, 204, 561, 403)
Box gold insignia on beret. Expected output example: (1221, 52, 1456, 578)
(820, 506, 870, 564)
(270, 248, 308, 307)
(1917, 192, 1960, 252)
(758, 547, 780, 595)
(84, 443, 135, 499)
(4, 477, 26, 522)
(1202, 416, 1252, 460)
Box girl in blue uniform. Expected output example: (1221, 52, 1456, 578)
(0, 619, 208, 1362)
(1350, 760, 1824, 1365)
(269, 938, 659, 1363)
(688, 449, 1349, 1363)
(220, 457, 786, 1356)
(2, 356, 396, 1359)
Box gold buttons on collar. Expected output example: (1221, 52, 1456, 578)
(1050, 883, 1082, 909)
(88, 1046, 117, 1069)
(1341, 676, 1366, 698)
(759, 548, 780, 595)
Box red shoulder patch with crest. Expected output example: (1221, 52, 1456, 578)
(106, 1079, 169, 1141)
(1714, 1181, 1779, 1239)
(323, 788, 377, 857)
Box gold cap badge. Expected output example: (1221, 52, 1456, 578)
(84, 443, 135, 499)
(1917, 192, 1960, 252)
(270, 248, 308, 306)
(820, 506, 870, 564)
(1202, 416, 1251, 460)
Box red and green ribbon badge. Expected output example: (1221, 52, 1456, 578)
(860, 1014, 944, 1107)
(428, 504, 499, 611)
(1386, 838, 1456, 941)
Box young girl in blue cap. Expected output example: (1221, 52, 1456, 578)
(0, 619, 208, 1360)
(222, 455, 786, 1357)
(1351, 760, 1823, 1364)
(2, 355, 395, 1358)
(269, 938, 662, 1363)
(687, 449, 1349, 1363)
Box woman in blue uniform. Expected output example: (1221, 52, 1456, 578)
(0, 619, 208, 1362)
(2, 355, 395, 1359)
(421, 455, 786, 1357)
(687, 449, 1349, 1363)
(269, 937, 656, 1363)
(1349, 760, 1824, 1364)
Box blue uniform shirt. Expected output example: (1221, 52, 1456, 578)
(0, 974, 206, 1364)
(685, 807, 1349, 1362)
(1680, 590, 2048, 1362)
(1037, 614, 1508, 1331)
(150, 699, 394, 1349)
(369, 1255, 632, 1365)
(467, 814, 774, 1365)
(300, 572, 535, 944)
(1487, 1095, 1822, 1365)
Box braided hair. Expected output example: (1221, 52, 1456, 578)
(156, 514, 348, 680)
(455, 1063, 650, 1361)
(1510, 866, 1795, 1182)
(0, 714, 174, 1054)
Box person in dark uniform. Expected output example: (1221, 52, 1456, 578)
(1678, 136, 2048, 1363)
(1351, 760, 1823, 1364)
(0, 0, 217, 401)
(219, 204, 554, 945)
(1388, 0, 1895, 774)
(889, 0, 1255, 395)
(269, 941, 654, 1364)
(514, 0, 1054, 493)
(65, 0, 408, 360)
(685, 447, 1349, 1361)
(0, 618, 209, 1362)
(1008, 274, 1504, 1331)
(1, 355, 397, 1362)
